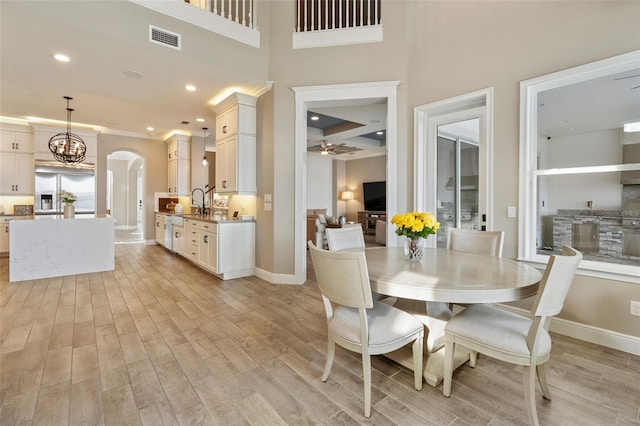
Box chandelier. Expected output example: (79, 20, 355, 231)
(48, 96, 87, 165)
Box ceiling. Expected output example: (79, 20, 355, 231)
(2, 2, 636, 152)
(538, 68, 640, 139)
(0, 1, 267, 140)
(306, 98, 388, 160)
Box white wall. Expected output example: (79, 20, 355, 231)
(306, 156, 334, 216)
(261, 1, 640, 338)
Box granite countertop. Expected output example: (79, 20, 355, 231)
(556, 209, 639, 219)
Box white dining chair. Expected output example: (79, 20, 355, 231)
(447, 227, 504, 257)
(442, 246, 582, 426)
(307, 241, 424, 418)
(325, 226, 365, 251)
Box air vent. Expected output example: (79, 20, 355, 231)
(181, 121, 190, 125)
(149, 25, 181, 50)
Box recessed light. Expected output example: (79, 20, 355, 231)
(185, 84, 196, 92)
(376, 131, 384, 135)
(123, 70, 144, 79)
(311, 115, 319, 121)
(54, 53, 70, 62)
(196, 118, 205, 122)
(147, 127, 154, 131)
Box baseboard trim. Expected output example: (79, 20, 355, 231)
(144, 239, 156, 246)
(498, 304, 640, 356)
(254, 268, 303, 285)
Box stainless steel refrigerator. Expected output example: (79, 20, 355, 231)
(35, 161, 96, 215)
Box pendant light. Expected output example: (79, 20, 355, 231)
(48, 96, 87, 165)
(201, 127, 209, 166)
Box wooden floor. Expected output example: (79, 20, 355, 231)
(1, 244, 639, 425)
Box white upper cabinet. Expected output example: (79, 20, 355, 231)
(0, 125, 34, 195)
(166, 134, 191, 195)
(213, 92, 257, 195)
(0, 129, 34, 153)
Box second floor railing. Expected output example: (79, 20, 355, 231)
(295, 0, 381, 32)
(185, 0, 257, 30)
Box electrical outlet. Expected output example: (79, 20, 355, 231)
(631, 301, 640, 317)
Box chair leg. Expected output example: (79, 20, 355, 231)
(321, 337, 335, 382)
(469, 350, 478, 368)
(523, 366, 540, 426)
(443, 338, 455, 397)
(362, 354, 372, 417)
(536, 364, 552, 400)
(412, 331, 424, 391)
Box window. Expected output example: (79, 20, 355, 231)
(519, 50, 640, 281)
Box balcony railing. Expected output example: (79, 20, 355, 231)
(130, 0, 260, 47)
(293, 0, 383, 49)
(185, 0, 256, 30)
(295, 0, 381, 32)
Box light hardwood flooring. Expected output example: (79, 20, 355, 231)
(1, 244, 639, 425)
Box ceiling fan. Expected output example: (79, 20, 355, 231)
(308, 140, 343, 155)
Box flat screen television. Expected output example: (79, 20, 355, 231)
(363, 181, 386, 212)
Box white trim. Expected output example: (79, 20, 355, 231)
(254, 267, 301, 285)
(144, 239, 156, 245)
(414, 88, 494, 242)
(292, 81, 400, 285)
(498, 304, 640, 356)
(292, 25, 383, 49)
(129, 0, 260, 48)
(518, 49, 640, 276)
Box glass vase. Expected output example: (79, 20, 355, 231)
(404, 237, 424, 262)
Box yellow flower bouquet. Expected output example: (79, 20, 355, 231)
(391, 211, 440, 240)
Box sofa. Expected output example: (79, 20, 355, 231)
(306, 209, 334, 248)
(375, 219, 387, 245)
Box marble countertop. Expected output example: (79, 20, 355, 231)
(174, 213, 255, 224)
(2, 213, 112, 221)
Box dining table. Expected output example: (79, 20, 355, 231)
(364, 246, 543, 387)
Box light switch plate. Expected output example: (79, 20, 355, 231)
(264, 194, 272, 202)
(264, 202, 272, 211)
(507, 206, 517, 218)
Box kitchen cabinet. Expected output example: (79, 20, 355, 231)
(213, 92, 257, 195)
(184, 219, 199, 263)
(166, 134, 190, 195)
(172, 225, 184, 256)
(0, 127, 34, 195)
(0, 152, 34, 195)
(1, 129, 34, 153)
(0, 218, 10, 254)
(183, 217, 254, 279)
(155, 213, 167, 246)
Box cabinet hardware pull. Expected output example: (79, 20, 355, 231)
(16, 143, 19, 150)
(222, 125, 227, 134)
(204, 235, 208, 243)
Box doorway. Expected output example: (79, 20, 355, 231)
(107, 150, 144, 244)
(293, 81, 400, 284)
(436, 118, 480, 247)
(414, 88, 494, 248)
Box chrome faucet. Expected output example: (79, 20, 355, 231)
(191, 188, 206, 215)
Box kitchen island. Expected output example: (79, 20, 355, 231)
(9, 214, 115, 282)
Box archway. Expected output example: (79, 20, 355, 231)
(107, 150, 144, 243)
